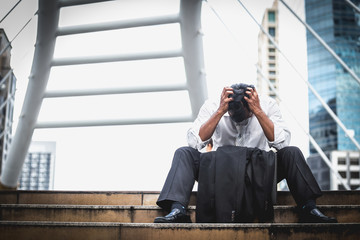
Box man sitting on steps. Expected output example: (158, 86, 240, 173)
(154, 83, 337, 223)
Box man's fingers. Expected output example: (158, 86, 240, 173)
(225, 97, 233, 103)
(222, 87, 233, 99)
(246, 87, 258, 100)
(222, 87, 232, 93)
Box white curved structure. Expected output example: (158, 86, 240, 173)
(0, 0, 207, 188)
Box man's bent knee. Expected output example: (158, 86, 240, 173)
(175, 146, 196, 154)
(281, 146, 301, 154)
(172, 147, 199, 165)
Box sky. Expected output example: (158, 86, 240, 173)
(0, 0, 309, 191)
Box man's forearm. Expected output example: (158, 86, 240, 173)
(254, 110, 274, 142)
(199, 86, 233, 142)
(199, 110, 224, 141)
(245, 87, 275, 142)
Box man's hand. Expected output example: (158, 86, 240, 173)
(244, 87, 275, 141)
(218, 87, 234, 115)
(244, 87, 262, 115)
(199, 87, 233, 142)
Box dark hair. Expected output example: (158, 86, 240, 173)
(228, 83, 254, 111)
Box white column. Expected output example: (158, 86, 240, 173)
(180, 0, 208, 119)
(0, 0, 60, 188)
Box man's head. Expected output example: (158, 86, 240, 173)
(228, 83, 254, 123)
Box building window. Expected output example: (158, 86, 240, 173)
(18, 142, 55, 190)
(269, 48, 275, 52)
(270, 93, 276, 98)
(268, 27, 276, 37)
(268, 11, 275, 22)
(269, 71, 276, 75)
(269, 63, 276, 68)
(269, 55, 275, 60)
(19, 152, 52, 190)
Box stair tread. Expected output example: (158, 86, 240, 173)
(1, 220, 358, 227)
(1, 190, 359, 205)
(1, 203, 358, 223)
(2, 220, 359, 240)
(1, 203, 359, 209)
(1, 190, 359, 226)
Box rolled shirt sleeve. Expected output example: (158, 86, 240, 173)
(265, 98, 291, 150)
(187, 100, 215, 151)
(187, 97, 291, 152)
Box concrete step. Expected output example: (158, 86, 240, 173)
(1, 190, 359, 206)
(0, 190, 163, 206)
(1, 221, 359, 240)
(1, 204, 359, 223)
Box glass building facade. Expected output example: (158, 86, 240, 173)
(306, 0, 360, 153)
(305, 0, 360, 189)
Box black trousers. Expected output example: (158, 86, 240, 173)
(156, 146, 322, 211)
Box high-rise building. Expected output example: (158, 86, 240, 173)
(329, 151, 360, 190)
(257, 0, 279, 100)
(18, 141, 56, 190)
(0, 28, 17, 173)
(305, 0, 360, 189)
(258, 0, 290, 191)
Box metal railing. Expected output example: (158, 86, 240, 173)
(0, 0, 207, 188)
(237, 0, 360, 152)
(256, 65, 351, 190)
(207, 0, 358, 189)
(1, 0, 358, 190)
(0, 70, 16, 174)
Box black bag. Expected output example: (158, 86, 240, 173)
(196, 146, 276, 223)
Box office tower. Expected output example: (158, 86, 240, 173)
(257, 0, 279, 100)
(258, 0, 290, 190)
(305, 0, 360, 189)
(0, 29, 16, 173)
(18, 142, 56, 190)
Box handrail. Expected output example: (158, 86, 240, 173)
(345, 0, 360, 14)
(236, 0, 360, 151)
(59, 0, 114, 7)
(0, 16, 34, 56)
(279, 0, 360, 87)
(207, 0, 356, 189)
(57, 14, 180, 36)
(256, 64, 351, 190)
(51, 49, 183, 66)
(36, 115, 193, 129)
(44, 84, 188, 98)
(0, 0, 22, 24)
(1, 0, 207, 188)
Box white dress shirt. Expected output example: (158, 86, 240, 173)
(187, 95, 291, 152)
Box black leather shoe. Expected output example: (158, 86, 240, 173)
(300, 207, 338, 223)
(154, 208, 192, 223)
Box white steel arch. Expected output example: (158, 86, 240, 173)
(0, 0, 207, 188)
